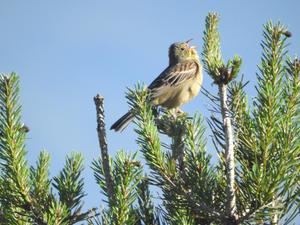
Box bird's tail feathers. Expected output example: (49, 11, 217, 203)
(110, 111, 134, 132)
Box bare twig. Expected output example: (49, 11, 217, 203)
(271, 198, 279, 225)
(94, 95, 115, 205)
(219, 83, 237, 221)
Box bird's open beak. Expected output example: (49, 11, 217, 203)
(185, 38, 193, 43)
(185, 39, 196, 49)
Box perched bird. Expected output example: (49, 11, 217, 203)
(111, 40, 203, 131)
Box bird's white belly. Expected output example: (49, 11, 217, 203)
(177, 79, 202, 105)
(158, 76, 202, 109)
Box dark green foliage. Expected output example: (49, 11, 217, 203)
(0, 73, 31, 224)
(30, 151, 52, 209)
(202, 13, 242, 84)
(136, 177, 156, 225)
(1, 12, 299, 225)
(123, 85, 225, 224)
(92, 150, 143, 225)
(0, 74, 92, 224)
(232, 22, 300, 224)
(90, 14, 299, 225)
(53, 153, 87, 223)
(90, 15, 299, 225)
(201, 15, 300, 224)
(202, 13, 224, 79)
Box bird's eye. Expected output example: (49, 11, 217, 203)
(181, 47, 185, 51)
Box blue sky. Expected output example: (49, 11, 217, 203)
(1, 0, 299, 222)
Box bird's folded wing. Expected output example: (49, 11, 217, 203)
(148, 61, 199, 91)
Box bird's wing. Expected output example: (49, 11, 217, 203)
(148, 60, 199, 90)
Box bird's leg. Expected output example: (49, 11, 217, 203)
(176, 108, 184, 114)
(169, 108, 184, 119)
(169, 108, 178, 119)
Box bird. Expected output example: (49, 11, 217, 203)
(110, 40, 203, 132)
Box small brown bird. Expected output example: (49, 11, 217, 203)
(111, 40, 203, 131)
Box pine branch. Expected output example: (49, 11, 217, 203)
(30, 151, 51, 209)
(202, 13, 241, 223)
(136, 176, 156, 225)
(44, 201, 69, 225)
(92, 151, 143, 225)
(0, 74, 92, 224)
(219, 83, 236, 218)
(0, 73, 32, 223)
(126, 85, 226, 223)
(94, 95, 115, 206)
(183, 114, 222, 223)
(280, 57, 300, 224)
(202, 13, 224, 80)
(230, 22, 299, 224)
(252, 22, 293, 224)
(111, 151, 143, 225)
(53, 153, 88, 223)
(127, 85, 173, 184)
(0, 74, 46, 224)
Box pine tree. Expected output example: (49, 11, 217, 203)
(0, 74, 95, 224)
(91, 13, 299, 225)
(0, 12, 299, 225)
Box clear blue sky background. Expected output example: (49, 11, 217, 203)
(1, 0, 299, 223)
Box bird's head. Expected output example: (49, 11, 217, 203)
(168, 39, 199, 64)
